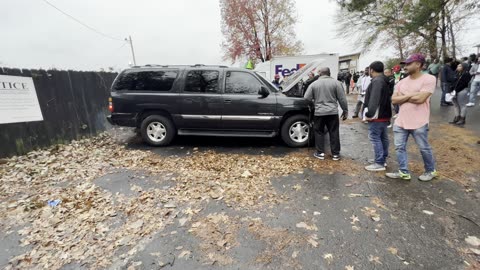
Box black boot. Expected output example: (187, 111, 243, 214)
(455, 117, 466, 126)
(449, 116, 460, 124)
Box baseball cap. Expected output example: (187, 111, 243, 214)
(274, 74, 280, 79)
(400, 53, 426, 65)
(392, 65, 401, 72)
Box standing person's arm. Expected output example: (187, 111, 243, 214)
(364, 81, 381, 119)
(304, 84, 314, 101)
(335, 82, 349, 119)
(408, 76, 436, 104)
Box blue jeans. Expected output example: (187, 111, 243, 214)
(393, 124, 436, 174)
(469, 80, 480, 104)
(368, 121, 389, 165)
(441, 82, 451, 104)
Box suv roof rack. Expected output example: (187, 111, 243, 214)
(134, 64, 230, 69)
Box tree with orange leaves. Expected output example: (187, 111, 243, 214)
(220, 0, 303, 64)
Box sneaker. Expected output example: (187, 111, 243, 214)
(352, 115, 358, 118)
(313, 152, 325, 160)
(387, 124, 393, 128)
(393, 115, 398, 119)
(418, 170, 439, 182)
(386, 171, 412, 180)
(466, 103, 475, 107)
(368, 159, 387, 167)
(365, 163, 386, 172)
(332, 155, 341, 161)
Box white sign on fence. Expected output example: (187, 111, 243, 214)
(0, 75, 43, 124)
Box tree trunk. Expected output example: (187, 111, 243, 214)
(446, 11, 456, 59)
(440, 6, 448, 59)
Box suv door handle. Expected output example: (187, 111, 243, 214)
(224, 99, 232, 103)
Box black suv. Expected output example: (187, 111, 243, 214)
(107, 65, 312, 147)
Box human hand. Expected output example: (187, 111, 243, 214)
(341, 111, 348, 121)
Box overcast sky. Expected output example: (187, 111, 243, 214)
(1, 0, 479, 71)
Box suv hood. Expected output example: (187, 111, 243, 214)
(281, 59, 326, 94)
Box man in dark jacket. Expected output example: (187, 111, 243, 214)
(440, 58, 456, 106)
(344, 71, 352, 94)
(363, 61, 392, 172)
(303, 71, 319, 93)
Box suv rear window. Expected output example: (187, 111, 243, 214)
(113, 70, 178, 91)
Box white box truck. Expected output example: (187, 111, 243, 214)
(254, 53, 340, 82)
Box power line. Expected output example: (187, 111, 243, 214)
(40, 0, 124, 41)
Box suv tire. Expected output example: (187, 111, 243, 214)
(140, 115, 176, 146)
(281, 115, 310, 147)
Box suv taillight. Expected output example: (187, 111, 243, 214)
(108, 97, 114, 112)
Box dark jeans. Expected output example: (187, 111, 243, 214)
(441, 82, 451, 104)
(354, 101, 363, 117)
(368, 121, 389, 165)
(313, 115, 340, 155)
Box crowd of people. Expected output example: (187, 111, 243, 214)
(304, 52, 480, 182)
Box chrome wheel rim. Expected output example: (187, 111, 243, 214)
(147, 122, 167, 142)
(289, 121, 309, 143)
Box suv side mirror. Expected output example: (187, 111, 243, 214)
(258, 86, 270, 97)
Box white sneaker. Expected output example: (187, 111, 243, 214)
(477, 92, 480, 97)
(365, 163, 386, 172)
(466, 103, 475, 107)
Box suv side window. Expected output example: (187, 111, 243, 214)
(225, 71, 262, 95)
(113, 70, 178, 91)
(184, 70, 220, 93)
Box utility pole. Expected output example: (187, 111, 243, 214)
(125, 35, 137, 66)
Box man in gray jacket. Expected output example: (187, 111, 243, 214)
(304, 67, 349, 161)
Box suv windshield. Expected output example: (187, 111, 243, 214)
(255, 72, 278, 92)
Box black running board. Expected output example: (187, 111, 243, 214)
(178, 129, 277, 138)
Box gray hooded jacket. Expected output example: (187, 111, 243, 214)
(304, 75, 348, 116)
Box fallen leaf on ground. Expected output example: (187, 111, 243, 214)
(345, 266, 354, 270)
(466, 236, 480, 247)
(368, 255, 382, 265)
(470, 248, 480, 255)
(296, 222, 318, 231)
(422, 210, 434, 215)
(179, 250, 191, 259)
(314, 211, 321, 216)
(348, 193, 365, 198)
(292, 184, 302, 191)
(292, 251, 299, 258)
(387, 247, 398, 255)
(350, 215, 359, 224)
(322, 196, 330, 200)
(445, 198, 456, 205)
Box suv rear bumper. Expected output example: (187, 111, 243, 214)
(107, 113, 137, 127)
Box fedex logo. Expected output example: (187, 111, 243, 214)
(275, 64, 306, 77)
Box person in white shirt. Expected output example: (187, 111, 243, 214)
(466, 58, 480, 107)
(353, 67, 372, 118)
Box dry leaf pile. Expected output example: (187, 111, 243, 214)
(0, 132, 365, 268)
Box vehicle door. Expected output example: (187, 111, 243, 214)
(221, 70, 277, 130)
(177, 69, 223, 129)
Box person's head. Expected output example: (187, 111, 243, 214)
(318, 67, 331, 77)
(401, 53, 426, 76)
(308, 72, 314, 79)
(274, 74, 280, 81)
(422, 62, 428, 70)
(444, 57, 453, 64)
(434, 58, 439, 64)
(360, 71, 364, 75)
(369, 61, 384, 77)
(392, 65, 401, 74)
(457, 62, 469, 73)
(384, 68, 392, 77)
(364, 67, 370, 76)
(462, 57, 468, 62)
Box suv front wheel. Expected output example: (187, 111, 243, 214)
(281, 115, 311, 147)
(140, 115, 176, 146)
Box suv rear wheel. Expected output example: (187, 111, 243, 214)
(140, 115, 176, 146)
(281, 115, 310, 147)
